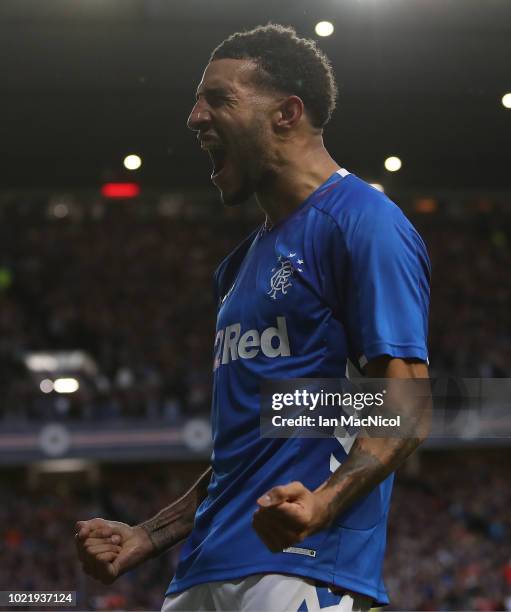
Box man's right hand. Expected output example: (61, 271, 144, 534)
(75, 518, 155, 584)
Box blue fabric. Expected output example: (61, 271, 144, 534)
(167, 172, 430, 606)
(315, 585, 344, 607)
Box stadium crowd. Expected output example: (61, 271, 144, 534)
(1, 195, 510, 608)
(1, 452, 510, 611)
(0, 194, 510, 421)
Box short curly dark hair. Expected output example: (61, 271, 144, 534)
(209, 24, 338, 129)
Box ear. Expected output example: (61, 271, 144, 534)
(274, 95, 304, 131)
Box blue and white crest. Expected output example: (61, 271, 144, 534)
(268, 255, 294, 300)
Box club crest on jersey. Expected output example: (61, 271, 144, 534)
(268, 256, 294, 300)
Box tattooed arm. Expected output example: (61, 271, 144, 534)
(313, 357, 430, 525)
(252, 357, 431, 551)
(75, 468, 212, 584)
(139, 466, 212, 551)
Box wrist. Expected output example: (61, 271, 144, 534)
(312, 487, 337, 530)
(136, 523, 162, 556)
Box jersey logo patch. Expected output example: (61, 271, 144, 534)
(268, 256, 294, 300)
(283, 545, 316, 558)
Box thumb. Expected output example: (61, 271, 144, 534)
(110, 557, 122, 578)
(110, 545, 135, 578)
(257, 482, 305, 508)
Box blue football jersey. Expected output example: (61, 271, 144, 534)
(167, 170, 430, 605)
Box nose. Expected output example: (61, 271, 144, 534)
(187, 99, 212, 132)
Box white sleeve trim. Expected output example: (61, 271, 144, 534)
(337, 168, 350, 178)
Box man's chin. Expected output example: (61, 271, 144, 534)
(219, 185, 254, 207)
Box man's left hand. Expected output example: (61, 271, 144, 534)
(252, 481, 331, 552)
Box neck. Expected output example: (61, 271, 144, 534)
(255, 137, 340, 227)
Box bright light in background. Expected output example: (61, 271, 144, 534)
(53, 378, 79, 394)
(370, 183, 385, 192)
(53, 203, 69, 218)
(384, 156, 402, 172)
(40, 379, 54, 394)
(502, 93, 511, 109)
(26, 354, 59, 371)
(315, 21, 334, 37)
(123, 154, 142, 170)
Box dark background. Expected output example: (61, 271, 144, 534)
(1, 0, 510, 191)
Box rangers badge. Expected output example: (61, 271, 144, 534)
(268, 256, 294, 300)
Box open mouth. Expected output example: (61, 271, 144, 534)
(208, 147, 228, 178)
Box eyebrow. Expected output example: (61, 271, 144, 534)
(195, 86, 232, 100)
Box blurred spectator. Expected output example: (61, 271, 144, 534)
(0, 196, 510, 421)
(1, 452, 509, 610)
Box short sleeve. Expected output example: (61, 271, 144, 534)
(331, 198, 431, 369)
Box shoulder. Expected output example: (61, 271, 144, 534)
(312, 173, 428, 261)
(312, 173, 408, 233)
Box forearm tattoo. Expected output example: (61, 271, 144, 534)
(139, 467, 212, 552)
(323, 436, 422, 523)
(322, 384, 431, 523)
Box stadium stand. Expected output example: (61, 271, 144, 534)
(1, 194, 510, 610)
(0, 196, 510, 422)
(1, 452, 510, 611)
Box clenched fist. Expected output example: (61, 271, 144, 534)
(75, 518, 155, 584)
(252, 481, 332, 553)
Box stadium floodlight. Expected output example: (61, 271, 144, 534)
(53, 203, 69, 218)
(502, 93, 511, 109)
(54, 378, 80, 394)
(315, 21, 334, 37)
(124, 154, 142, 170)
(370, 183, 385, 192)
(384, 156, 402, 172)
(26, 353, 59, 371)
(40, 379, 54, 394)
(24, 351, 98, 374)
